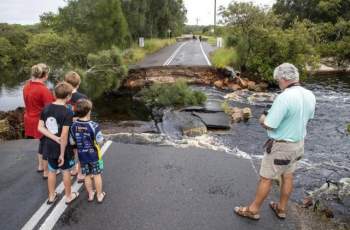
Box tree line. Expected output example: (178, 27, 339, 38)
(0, 0, 186, 74)
(213, 0, 350, 81)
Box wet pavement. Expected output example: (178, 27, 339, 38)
(136, 40, 215, 67)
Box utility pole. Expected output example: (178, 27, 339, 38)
(196, 17, 199, 26)
(214, 0, 217, 33)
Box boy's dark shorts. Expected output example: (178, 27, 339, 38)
(48, 157, 75, 172)
(81, 160, 104, 175)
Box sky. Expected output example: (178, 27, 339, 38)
(0, 0, 276, 25)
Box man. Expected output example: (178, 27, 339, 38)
(234, 63, 316, 220)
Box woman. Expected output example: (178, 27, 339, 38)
(23, 63, 54, 178)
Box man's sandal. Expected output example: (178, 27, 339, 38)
(269, 202, 287, 219)
(65, 192, 79, 205)
(234, 206, 260, 220)
(47, 192, 58, 205)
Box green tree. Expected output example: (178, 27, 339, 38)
(221, 2, 318, 81)
(0, 37, 15, 69)
(274, 0, 350, 25)
(82, 46, 128, 99)
(0, 23, 30, 68)
(42, 0, 131, 49)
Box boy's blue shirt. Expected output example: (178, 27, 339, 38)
(70, 120, 104, 164)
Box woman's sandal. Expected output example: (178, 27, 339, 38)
(97, 192, 106, 204)
(88, 191, 96, 202)
(47, 192, 58, 205)
(234, 206, 260, 220)
(269, 202, 287, 219)
(65, 192, 80, 205)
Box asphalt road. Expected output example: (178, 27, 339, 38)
(0, 140, 300, 230)
(136, 40, 215, 67)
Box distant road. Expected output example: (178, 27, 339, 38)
(136, 40, 216, 68)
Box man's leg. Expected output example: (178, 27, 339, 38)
(248, 176, 273, 213)
(279, 173, 293, 211)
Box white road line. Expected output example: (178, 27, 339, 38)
(21, 140, 113, 230)
(163, 42, 187, 66)
(199, 42, 212, 66)
(21, 174, 66, 229)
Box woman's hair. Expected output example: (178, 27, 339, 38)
(31, 63, 50, 79)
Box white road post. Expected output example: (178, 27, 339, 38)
(139, 37, 144, 48)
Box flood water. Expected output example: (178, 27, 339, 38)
(1, 72, 349, 220)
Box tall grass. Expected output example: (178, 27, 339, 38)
(123, 38, 176, 65)
(210, 48, 237, 68)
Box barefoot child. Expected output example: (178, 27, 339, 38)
(64, 71, 88, 183)
(69, 99, 106, 203)
(38, 82, 79, 204)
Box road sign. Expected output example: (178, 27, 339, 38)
(139, 37, 144, 48)
(217, 37, 223, 48)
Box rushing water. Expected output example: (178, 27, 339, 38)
(1, 73, 349, 220)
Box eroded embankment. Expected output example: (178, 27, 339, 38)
(122, 65, 269, 92)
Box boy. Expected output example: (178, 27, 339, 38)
(64, 71, 88, 110)
(38, 82, 79, 204)
(64, 71, 87, 182)
(70, 99, 106, 203)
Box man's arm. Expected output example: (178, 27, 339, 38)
(38, 120, 60, 144)
(259, 114, 273, 130)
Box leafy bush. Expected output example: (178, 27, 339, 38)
(140, 79, 207, 108)
(210, 48, 238, 68)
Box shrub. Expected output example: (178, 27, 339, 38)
(210, 48, 238, 68)
(140, 79, 207, 108)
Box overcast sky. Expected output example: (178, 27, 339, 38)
(0, 0, 276, 25)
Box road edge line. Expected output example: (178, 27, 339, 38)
(22, 140, 113, 230)
(163, 42, 187, 66)
(199, 42, 212, 66)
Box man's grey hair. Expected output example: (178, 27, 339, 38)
(273, 63, 299, 81)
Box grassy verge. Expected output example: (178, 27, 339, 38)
(123, 38, 176, 65)
(210, 47, 237, 68)
(203, 36, 217, 46)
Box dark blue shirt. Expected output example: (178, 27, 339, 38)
(70, 120, 104, 163)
